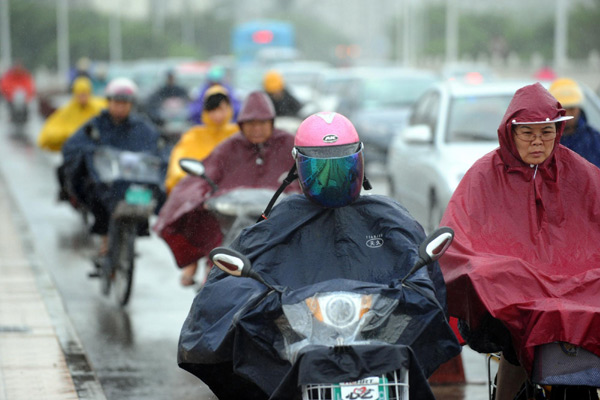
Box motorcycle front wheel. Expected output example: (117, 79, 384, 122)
(110, 221, 136, 306)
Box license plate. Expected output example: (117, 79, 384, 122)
(334, 376, 389, 400)
(125, 186, 153, 205)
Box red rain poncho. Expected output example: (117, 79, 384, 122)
(439, 82, 600, 374)
(154, 129, 299, 267)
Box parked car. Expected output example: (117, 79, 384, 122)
(335, 67, 439, 166)
(386, 78, 600, 233)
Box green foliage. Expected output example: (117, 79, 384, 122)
(386, 2, 598, 63)
(569, 0, 600, 58)
(421, 5, 446, 56)
(5, 0, 234, 70)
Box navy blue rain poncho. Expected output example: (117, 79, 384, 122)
(178, 194, 460, 399)
(61, 109, 167, 231)
(559, 110, 600, 168)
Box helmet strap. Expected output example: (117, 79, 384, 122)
(257, 164, 298, 222)
(362, 175, 372, 190)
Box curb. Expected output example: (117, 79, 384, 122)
(2, 169, 107, 400)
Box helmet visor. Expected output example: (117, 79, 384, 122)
(295, 143, 364, 208)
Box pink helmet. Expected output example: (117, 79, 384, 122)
(293, 112, 365, 208)
(295, 111, 359, 147)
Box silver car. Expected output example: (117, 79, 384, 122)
(386, 79, 600, 233)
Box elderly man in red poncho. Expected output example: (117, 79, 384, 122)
(154, 91, 299, 286)
(439, 82, 600, 399)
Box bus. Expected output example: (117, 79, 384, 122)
(231, 20, 296, 63)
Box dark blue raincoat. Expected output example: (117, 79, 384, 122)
(559, 110, 600, 168)
(61, 110, 167, 233)
(178, 194, 460, 399)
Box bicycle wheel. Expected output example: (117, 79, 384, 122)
(112, 222, 136, 306)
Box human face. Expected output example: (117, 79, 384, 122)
(512, 123, 557, 165)
(241, 120, 273, 144)
(562, 107, 581, 136)
(206, 101, 230, 125)
(75, 92, 90, 106)
(108, 99, 132, 123)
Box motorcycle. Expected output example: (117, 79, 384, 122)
(8, 88, 29, 136)
(88, 146, 165, 306)
(178, 158, 284, 283)
(488, 343, 600, 400)
(204, 227, 458, 400)
(153, 96, 190, 147)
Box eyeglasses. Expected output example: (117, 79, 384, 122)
(514, 131, 557, 142)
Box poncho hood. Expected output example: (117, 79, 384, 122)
(497, 82, 566, 170)
(237, 91, 276, 123)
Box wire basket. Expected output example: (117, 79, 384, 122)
(301, 369, 408, 400)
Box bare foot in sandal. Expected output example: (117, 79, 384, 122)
(180, 263, 198, 287)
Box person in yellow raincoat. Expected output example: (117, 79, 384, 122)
(165, 85, 238, 194)
(37, 76, 107, 151)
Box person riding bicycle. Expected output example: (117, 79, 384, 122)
(164, 85, 238, 194)
(263, 69, 303, 117)
(144, 69, 190, 128)
(0, 61, 35, 122)
(62, 77, 166, 257)
(438, 82, 600, 399)
(176, 111, 460, 399)
(549, 77, 600, 168)
(188, 65, 241, 123)
(38, 76, 108, 204)
(37, 76, 107, 152)
(154, 91, 298, 286)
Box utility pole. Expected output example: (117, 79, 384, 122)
(403, 0, 411, 66)
(554, 0, 567, 72)
(181, 0, 194, 46)
(57, 0, 70, 82)
(109, 9, 122, 62)
(445, 0, 458, 65)
(152, 0, 165, 36)
(0, 0, 11, 72)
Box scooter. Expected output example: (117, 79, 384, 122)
(207, 226, 457, 400)
(88, 146, 165, 306)
(156, 96, 190, 145)
(179, 158, 285, 283)
(8, 88, 29, 136)
(488, 343, 600, 400)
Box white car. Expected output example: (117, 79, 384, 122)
(386, 79, 600, 233)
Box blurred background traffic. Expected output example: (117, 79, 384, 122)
(5, 0, 597, 230)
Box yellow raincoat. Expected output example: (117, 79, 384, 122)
(37, 77, 107, 151)
(165, 106, 238, 194)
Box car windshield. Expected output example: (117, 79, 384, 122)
(446, 94, 513, 143)
(360, 75, 436, 110)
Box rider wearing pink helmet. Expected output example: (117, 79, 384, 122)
(292, 111, 367, 208)
(177, 112, 459, 400)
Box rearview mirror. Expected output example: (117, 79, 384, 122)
(401, 226, 454, 283)
(401, 124, 433, 144)
(179, 158, 218, 193)
(419, 226, 454, 263)
(179, 158, 206, 177)
(209, 247, 251, 277)
(208, 247, 277, 291)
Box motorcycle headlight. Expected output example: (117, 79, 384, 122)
(306, 293, 372, 329)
